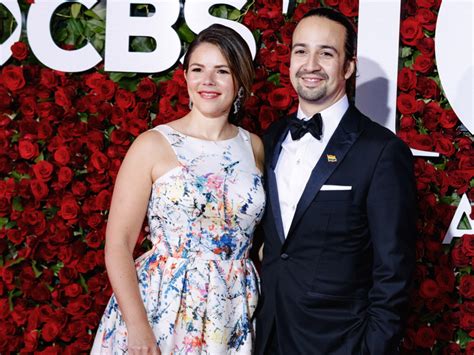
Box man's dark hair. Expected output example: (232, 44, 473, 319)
(301, 7, 357, 99)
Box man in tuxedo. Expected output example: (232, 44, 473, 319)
(255, 8, 417, 355)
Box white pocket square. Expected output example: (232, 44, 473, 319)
(320, 185, 352, 191)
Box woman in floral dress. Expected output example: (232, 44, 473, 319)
(91, 24, 265, 355)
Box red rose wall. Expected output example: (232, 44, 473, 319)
(0, 0, 473, 353)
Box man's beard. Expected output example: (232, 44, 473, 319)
(295, 83, 327, 102)
(294, 71, 329, 102)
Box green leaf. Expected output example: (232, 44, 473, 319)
(109, 72, 137, 83)
(71, 3, 82, 19)
(267, 73, 281, 86)
(12, 196, 23, 212)
(79, 112, 88, 123)
(31, 261, 43, 278)
(8, 289, 22, 311)
(0, 217, 8, 228)
(51, 262, 64, 276)
(228, 9, 242, 20)
(458, 214, 472, 230)
(457, 329, 470, 348)
(130, 36, 156, 52)
(400, 46, 413, 59)
(177, 22, 196, 44)
(79, 274, 89, 293)
(118, 78, 140, 92)
(84, 9, 101, 20)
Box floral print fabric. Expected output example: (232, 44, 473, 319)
(92, 125, 265, 354)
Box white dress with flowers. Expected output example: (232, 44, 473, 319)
(91, 125, 265, 354)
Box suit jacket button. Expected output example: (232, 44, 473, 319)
(280, 253, 289, 260)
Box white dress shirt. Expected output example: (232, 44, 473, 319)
(275, 96, 349, 237)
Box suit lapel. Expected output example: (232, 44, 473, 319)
(265, 116, 292, 244)
(287, 106, 364, 237)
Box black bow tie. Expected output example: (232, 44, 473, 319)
(288, 113, 323, 140)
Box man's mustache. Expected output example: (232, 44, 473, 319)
(295, 71, 328, 80)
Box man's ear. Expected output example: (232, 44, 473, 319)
(344, 58, 356, 80)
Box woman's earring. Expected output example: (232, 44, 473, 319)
(188, 100, 193, 110)
(233, 87, 244, 115)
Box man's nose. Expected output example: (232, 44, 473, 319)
(304, 53, 322, 72)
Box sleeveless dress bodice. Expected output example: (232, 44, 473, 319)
(91, 124, 265, 354)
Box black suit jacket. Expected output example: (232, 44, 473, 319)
(255, 106, 417, 355)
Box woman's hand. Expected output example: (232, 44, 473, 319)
(128, 325, 161, 355)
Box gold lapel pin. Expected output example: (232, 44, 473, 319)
(327, 154, 337, 163)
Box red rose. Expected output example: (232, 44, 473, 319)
(268, 87, 292, 110)
(137, 77, 157, 100)
(400, 17, 424, 46)
(441, 343, 461, 355)
(54, 87, 73, 109)
(95, 79, 116, 100)
(400, 115, 415, 130)
(53, 147, 71, 165)
(462, 235, 474, 256)
(1, 65, 26, 91)
(419, 279, 439, 298)
(416, 0, 439, 8)
(85, 230, 103, 248)
(86, 214, 103, 229)
(33, 160, 54, 181)
(435, 268, 455, 292)
(72, 181, 88, 197)
(18, 139, 39, 160)
(0, 86, 12, 110)
(115, 88, 136, 110)
(397, 67, 417, 92)
(30, 283, 51, 302)
(460, 312, 474, 331)
(59, 196, 80, 220)
(57, 166, 73, 187)
(396, 92, 422, 115)
(326, 0, 339, 5)
(416, 37, 435, 57)
(10, 41, 29, 60)
(40, 68, 58, 89)
(64, 283, 83, 298)
(416, 76, 439, 99)
(65, 294, 92, 316)
(466, 342, 474, 354)
(439, 109, 458, 129)
(23, 330, 39, 352)
(259, 105, 279, 131)
(90, 151, 110, 173)
(453, 244, 472, 267)
(433, 134, 455, 157)
(95, 190, 111, 211)
(414, 326, 435, 348)
(30, 179, 49, 200)
(460, 275, 474, 299)
(421, 101, 443, 131)
(338, 0, 358, 17)
(110, 129, 130, 145)
(41, 319, 61, 342)
(409, 132, 433, 151)
(415, 8, 436, 31)
(413, 54, 434, 74)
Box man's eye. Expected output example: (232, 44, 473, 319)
(294, 49, 306, 55)
(321, 52, 333, 57)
